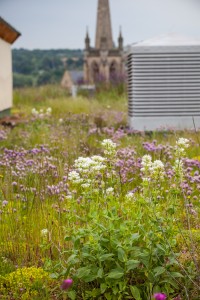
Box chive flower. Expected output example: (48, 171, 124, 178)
(61, 278, 73, 290)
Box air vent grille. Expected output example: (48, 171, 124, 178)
(127, 52, 200, 117)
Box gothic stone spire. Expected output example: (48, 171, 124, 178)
(95, 0, 113, 49)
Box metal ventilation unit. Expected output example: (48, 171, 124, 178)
(127, 34, 200, 130)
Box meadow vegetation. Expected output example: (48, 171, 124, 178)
(0, 85, 200, 299)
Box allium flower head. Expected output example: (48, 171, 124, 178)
(153, 293, 167, 300)
(61, 278, 73, 290)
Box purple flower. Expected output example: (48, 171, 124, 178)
(60, 278, 73, 290)
(153, 293, 167, 300)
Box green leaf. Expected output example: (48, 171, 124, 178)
(107, 267, 124, 279)
(65, 235, 72, 241)
(105, 293, 112, 300)
(84, 273, 98, 282)
(67, 254, 79, 265)
(97, 268, 104, 278)
(67, 290, 76, 300)
(76, 267, 91, 279)
(130, 285, 141, 300)
(100, 283, 107, 294)
(99, 253, 114, 261)
(126, 260, 140, 271)
(50, 272, 59, 279)
(131, 233, 140, 241)
(170, 272, 184, 278)
(154, 266, 166, 277)
(118, 248, 127, 262)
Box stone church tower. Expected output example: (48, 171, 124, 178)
(84, 0, 124, 83)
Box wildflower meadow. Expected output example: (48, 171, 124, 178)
(0, 85, 200, 299)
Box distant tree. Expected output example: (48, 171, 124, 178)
(13, 73, 33, 88)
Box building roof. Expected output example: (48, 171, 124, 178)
(69, 71, 84, 83)
(0, 17, 21, 44)
(132, 33, 200, 47)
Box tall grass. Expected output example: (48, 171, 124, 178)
(0, 85, 200, 298)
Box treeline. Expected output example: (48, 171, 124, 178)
(12, 48, 84, 88)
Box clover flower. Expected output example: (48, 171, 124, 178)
(153, 293, 167, 300)
(60, 278, 73, 290)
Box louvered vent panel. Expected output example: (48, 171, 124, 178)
(127, 52, 200, 117)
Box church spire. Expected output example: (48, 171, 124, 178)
(95, 0, 113, 49)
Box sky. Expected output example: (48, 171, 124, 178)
(1, 0, 200, 50)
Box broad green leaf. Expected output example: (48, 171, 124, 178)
(100, 283, 107, 294)
(67, 254, 79, 264)
(170, 272, 184, 278)
(118, 248, 127, 262)
(99, 253, 114, 261)
(84, 273, 98, 282)
(105, 293, 112, 300)
(139, 253, 150, 268)
(130, 285, 141, 300)
(97, 268, 104, 278)
(131, 233, 140, 241)
(50, 272, 59, 279)
(65, 235, 72, 241)
(126, 259, 140, 271)
(154, 266, 166, 277)
(107, 267, 124, 279)
(76, 267, 91, 279)
(67, 290, 76, 300)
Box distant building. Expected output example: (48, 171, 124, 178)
(0, 17, 20, 118)
(61, 70, 83, 92)
(84, 0, 124, 84)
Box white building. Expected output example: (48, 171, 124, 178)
(127, 33, 200, 131)
(0, 17, 20, 118)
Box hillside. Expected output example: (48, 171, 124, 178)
(12, 48, 84, 88)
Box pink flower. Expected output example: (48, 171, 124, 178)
(153, 293, 167, 300)
(60, 278, 73, 290)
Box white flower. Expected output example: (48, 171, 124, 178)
(81, 183, 90, 189)
(31, 108, 39, 116)
(173, 159, 184, 179)
(91, 155, 106, 163)
(175, 138, 190, 158)
(68, 170, 83, 184)
(151, 160, 165, 180)
(59, 118, 63, 124)
(41, 228, 48, 237)
(125, 192, 135, 201)
(141, 155, 152, 168)
(176, 138, 189, 148)
(101, 139, 116, 156)
(65, 195, 72, 200)
(46, 107, 52, 114)
(106, 187, 114, 195)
